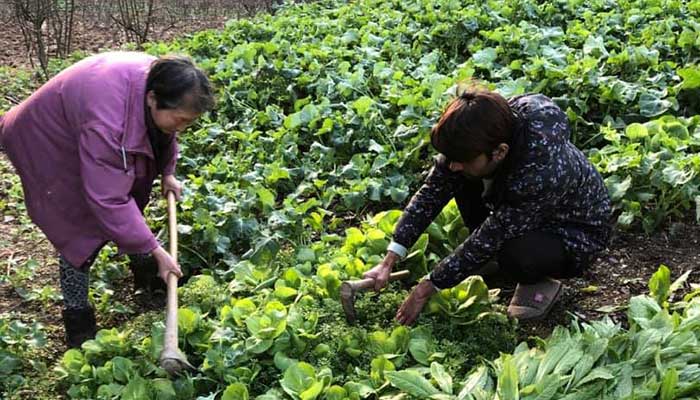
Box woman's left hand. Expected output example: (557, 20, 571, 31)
(396, 279, 437, 325)
(162, 174, 183, 200)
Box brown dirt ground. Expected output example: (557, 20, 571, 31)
(492, 223, 700, 341)
(0, 13, 232, 69)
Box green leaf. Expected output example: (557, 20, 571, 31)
(368, 331, 396, 355)
(660, 368, 678, 400)
(300, 381, 324, 400)
(649, 265, 671, 306)
(274, 352, 298, 372)
(178, 308, 200, 335)
(553, 345, 583, 376)
(344, 227, 366, 249)
(497, 354, 519, 400)
(353, 96, 374, 116)
(624, 123, 648, 140)
(245, 337, 273, 354)
(281, 362, 323, 400)
(222, 383, 249, 400)
(639, 92, 673, 117)
(669, 270, 692, 297)
(111, 356, 135, 383)
(274, 284, 298, 299)
(534, 374, 563, 400)
(96, 384, 124, 398)
(409, 338, 431, 365)
(431, 362, 453, 394)
(662, 164, 692, 186)
(583, 35, 608, 57)
(122, 375, 149, 400)
(344, 381, 375, 398)
(628, 295, 662, 326)
(296, 248, 316, 263)
(386, 370, 440, 397)
(389, 326, 410, 353)
(575, 367, 614, 387)
(679, 67, 700, 90)
(0, 351, 21, 375)
(605, 175, 632, 201)
(58, 348, 85, 377)
(284, 104, 319, 129)
(458, 365, 493, 399)
(472, 48, 497, 68)
(257, 187, 276, 209)
(231, 298, 257, 326)
(152, 379, 176, 400)
(266, 163, 291, 185)
(325, 386, 347, 400)
(613, 364, 633, 399)
(246, 301, 287, 340)
(370, 356, 396, 386)
(371, 211, 400, 235)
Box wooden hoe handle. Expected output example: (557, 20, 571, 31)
(160, 191, 193, 374)
(164, 191, 179, 352)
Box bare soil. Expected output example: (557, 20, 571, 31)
(494, 223, 700, 340)
(0, 11, 232, 69)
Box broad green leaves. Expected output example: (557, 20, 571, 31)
(36, 0, 700, 399)
(222, 383, 249, 400)
(280, 362, 331, 400)
(246, 301, 288, 340)
(385, 370, 441, 398)
(457, 266, 700, 400)
(590, 115, 700, 232)
(427, 276, 494, 323)
(679, 66, 700, 89)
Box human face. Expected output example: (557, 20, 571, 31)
(447, 144, 509, 178)
(147, 91, 201, 135)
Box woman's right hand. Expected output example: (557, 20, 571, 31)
(151, 246, 183, 283)
(363, 251, 400, 291)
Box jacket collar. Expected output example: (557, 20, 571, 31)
(121, 68, 154, 159)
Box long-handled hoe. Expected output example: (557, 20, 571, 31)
(159, 191, 195, 375)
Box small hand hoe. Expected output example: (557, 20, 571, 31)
(340, 270, 410, 324)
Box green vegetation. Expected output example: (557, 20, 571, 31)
(1, 0, 699, 397)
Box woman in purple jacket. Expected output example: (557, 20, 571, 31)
(0, 52, 214, 347)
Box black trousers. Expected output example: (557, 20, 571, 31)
(455, 179, 573, 284)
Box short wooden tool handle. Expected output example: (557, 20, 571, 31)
(353, 269, 411, 290)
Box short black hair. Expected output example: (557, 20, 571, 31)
(146, 55, 215, 114)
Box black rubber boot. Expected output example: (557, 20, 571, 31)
(62, 307, 97, 349)
(129, 254, 166, 293)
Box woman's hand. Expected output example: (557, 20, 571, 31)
(162, 174, 182, 200)
(363, 251, 400, 291)
(396, 279, 437, 325)
(151, 246, 183, 283)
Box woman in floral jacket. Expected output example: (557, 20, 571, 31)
(365, 89, 612, 323)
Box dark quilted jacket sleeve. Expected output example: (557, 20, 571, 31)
(392, 157, 462, 250)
